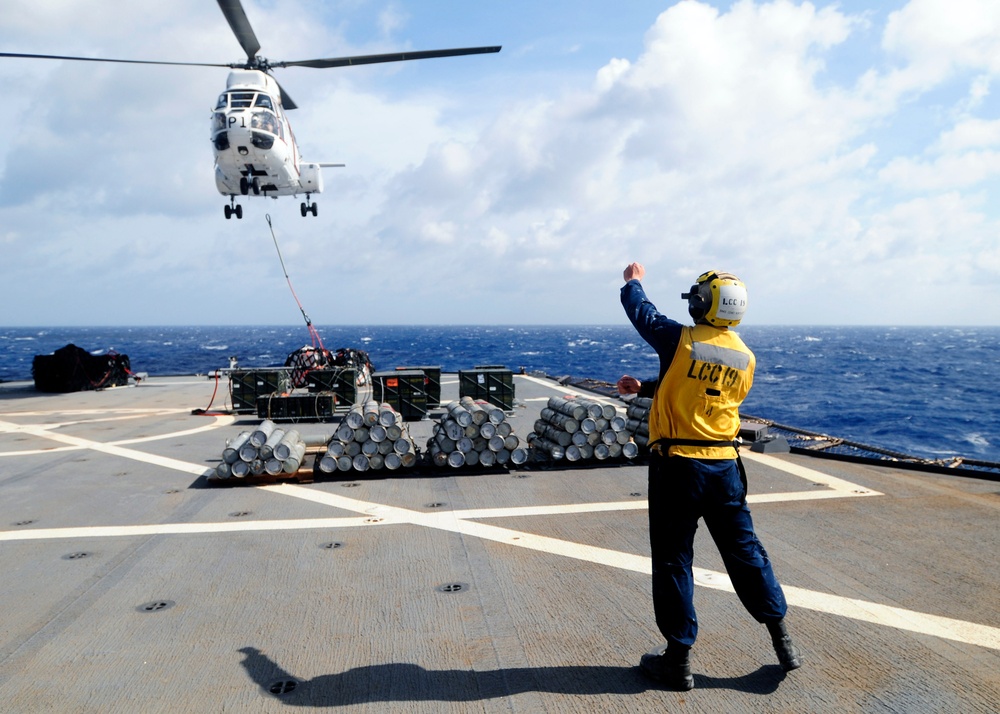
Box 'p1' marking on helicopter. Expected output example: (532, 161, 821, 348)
(1, 0, 501, 220)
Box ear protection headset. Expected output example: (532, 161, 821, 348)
(680, 271, 748, 327)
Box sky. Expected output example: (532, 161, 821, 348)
(2, 0, 999, 327)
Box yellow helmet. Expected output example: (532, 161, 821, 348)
(681, 271, 748, 327)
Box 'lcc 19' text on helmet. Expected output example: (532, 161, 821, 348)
(681, 271, 748, 327)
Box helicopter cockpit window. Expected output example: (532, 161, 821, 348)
(230, 92, 255, 108)
(254, 95, 274, 110)
(251, 110, 279, 135)
(215, 94, 228, 110)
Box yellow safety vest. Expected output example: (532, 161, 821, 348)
(649, 324, 755, 460)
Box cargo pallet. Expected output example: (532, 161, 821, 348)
(396, 365, 442, 408)
(208, 446, 327, 486)
(459, 367, 515, 411)
(230, 368, 292, 414)
(256, 393, 346, 422)
(373, 370, 431, 421)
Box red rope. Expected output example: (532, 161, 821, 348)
(192, 370, 228, 416)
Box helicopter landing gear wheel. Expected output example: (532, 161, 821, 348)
(239, 177, 249, 196)
(225, 197, 243, 220)
(251, 177, 261, 195)
(301, 195, 318, 217)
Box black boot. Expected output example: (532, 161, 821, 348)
(767, 620, 802, 671)
(640, 643, 694, 691)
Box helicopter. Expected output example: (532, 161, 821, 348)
(1, 0, 500, 220)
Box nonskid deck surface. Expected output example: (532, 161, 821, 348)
(0, 374, 997, 713)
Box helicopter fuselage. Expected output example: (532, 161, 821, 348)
(211, 70, 323, 211)
(4, 0, 498, 221)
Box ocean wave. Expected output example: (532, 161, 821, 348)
(963, 433, 991, 449)
(2, 324, 998, 462)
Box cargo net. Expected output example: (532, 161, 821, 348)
(32, 344, 132, 393)
(742, 415, 1000, 481)
(284, 346, 374, 389)
(331, 348, 374, 387)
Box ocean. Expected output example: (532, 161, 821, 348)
(2, 325, 998, 463)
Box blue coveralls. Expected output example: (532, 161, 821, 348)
(621, 279, 787, 648)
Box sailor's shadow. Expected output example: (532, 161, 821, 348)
(694, 667, 785, 694)
(238, 646, 783, 706)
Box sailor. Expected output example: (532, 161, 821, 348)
(620, 262, 801, 691)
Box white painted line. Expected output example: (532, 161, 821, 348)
(692, 569, 1000, 651)
(0, 415, 235, 457)
(517, 374, 622, 407)
(0, 408, 193, 418)
(448, 501, 647, 519)
(0, 516, 375, 541)
(743, 451, 883, 497)
(449, 490, 879, 519)
(748, 490, 876, 503)
(0, 410, 236, 458)
(20, 411, 193, 428)
(112, 416, 236, 446)
(261, 483, 1000, 652)
(0, 491, 882, 544)
(0, 418, 218, 475)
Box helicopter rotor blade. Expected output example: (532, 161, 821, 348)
(271, 76, 298, 110)
(216, 0, 261, 63)
(275, 45, 501, 70)
(0, 51, 228, 68)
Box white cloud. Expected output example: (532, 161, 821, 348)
(882, 0, 1000, 93)
(377, 4, 409, 38)
(937, 116, 1000, 152)
(879, 151, 1000, 191)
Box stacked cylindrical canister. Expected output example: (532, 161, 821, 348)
(215, 419, 308, 479)
(315, 401, 417, 474)
(426, 397, 528, 468)
(528, 395, 639, 462)
(625, 396, 652, 449)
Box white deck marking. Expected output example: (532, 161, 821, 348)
(742, 451, 883, 496)
(517, 373, 622, 400)
(0, 408, 192, 417)
(0, 516, 374, 541)
(0, 415, 233, 460)
(262, 483, 1000, 652)
(0, 417, 225, 476)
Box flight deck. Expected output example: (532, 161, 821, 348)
(0, 373, 997, 712)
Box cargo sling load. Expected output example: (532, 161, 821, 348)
(31, 344, 133, 393)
